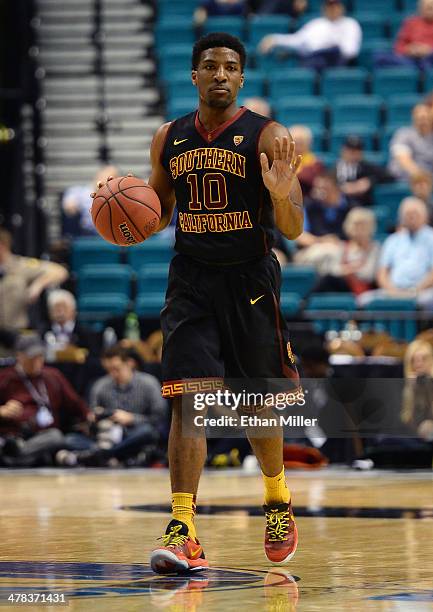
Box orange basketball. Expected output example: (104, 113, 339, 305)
(91, 176, 161, 246)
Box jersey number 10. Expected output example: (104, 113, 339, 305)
(187, 172, 228, 211)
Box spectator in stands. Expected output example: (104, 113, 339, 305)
(290, 124, 325, 196)
(61, 164, 118, 238)
(259, 0, 362, 70)
(401, 339, 433, 441)
(251, 0, 308, 17)
(294, 172, 352, 271)
(194, 0, 247, 25)
(375, 0, 433, 70)
(389, 104, 433, 181)
(0, 228, 68, 334)
(410, 172, 433, 220)
(243, 97, 272, 117)
(0, 334, 91, 467)
(39, 289, 101, 358)
(358, 197, 433, 308)
(67, 345, 168, 466)
(334, 136, 392, 207)
(313, 207, 380, 294)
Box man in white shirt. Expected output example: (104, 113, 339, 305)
(259, 0, 362, 69)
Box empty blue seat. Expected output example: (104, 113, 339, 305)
(241, 70, 265, 98)
(371, 204, 394, 234)
(137, 265, 170, 294)
(163, 72, 195, 102)
(158, 45, 192, 79)
(127, 241, 174, 271)
(269, 68, 316, 101)
(71, 238, 121, 272)
(364, 151, 388, 166)
(353, 0, 397, 14)
(78, 294, 129, 321)
(202, 17, 245, 38)
(281, 266, 317, 298)
(373, 182, 411, 210)
(248, 15, 290, 47)
(387, 94, 420, 127)
(424, 70, 433, 92)
(274, 97, 327, 129)
(357, 39, 392, 69)
(372, 68, 419, 97)
(363, 298, 417, 341)
(319, 152, 337, 167)
(135, 293, 166, 317)
(332, 95, 383, 128)
(157, 0, 198, 19)
(280, 293, 302, 317)
(330, 125, 377, 153)
(78, 265, 133, 298)
(166, 97, 197, 120)
(321, 68, 368, 97)
(255, 49, 298, 72)
(155, 19, 195, 48)
(388, 14, 406, 38)
(357, 14, 387, 40)
(306, 293, 357, 333)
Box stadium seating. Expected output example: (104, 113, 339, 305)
(71, 238, 121, 272)
(77, 264, 133, 298)
(330, 125, 377, 153)
(357, 40, 392, 70)
(202, 17, 245, 39)
(240, 70, 265, 98)
(78, 294, 129, 324)
(126, 241, 174, 271)
(155, 18, 195, 48)
(373, 182, 411, 210)
(166, 97, 197, 120)
(352, 0, 397, 15)
(274, 97, 327, 130)
(386, 94, 419, 127)
(281, 266, 317, 298)
(157, 0, 199, 19)
(363, 298, 417, 341)
(269, 68, 316, 102)
(321, 68, 368, 98)
(357, 14, 387, 41)
(135, 293, 166, 317)
(248, 15, 290, 47)
(305, 293, 357, 333)
(280, 293, 302, 317)
(332, 96, 383, 129)
(371, 67, 419, 98)
(158, 45, 192, 80)
(137, 265, 169, 295)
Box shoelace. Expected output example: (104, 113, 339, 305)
(161, 524, 189, 547)
(266, 508, 291, 542)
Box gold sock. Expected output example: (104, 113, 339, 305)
(262, 467, 291, 505)
(172, 492, 197, 540)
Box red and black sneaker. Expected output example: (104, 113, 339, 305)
(263, 501, 298, 565)
(150, 519, 209, 575)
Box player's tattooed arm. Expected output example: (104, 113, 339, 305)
(259, 123, 304, 240)
(148, 122, 177, 232)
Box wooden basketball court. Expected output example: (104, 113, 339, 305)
(1, 467, 433, 610)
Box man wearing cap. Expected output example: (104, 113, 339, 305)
(0, 334, 91, 466)
(259, 0, 362, 69)
(334, 136, 392, 207)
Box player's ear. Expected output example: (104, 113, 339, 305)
(192, 70, 198, 87)
(239, 73, 245, 89)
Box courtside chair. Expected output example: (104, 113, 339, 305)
(155, 18, 195, 48)
(363, 298, 417, 342)
(202, 17, 245, 39)
(321, 68, 368, 97)
(126, 241, 174, 271)
(330, 126, 377, 154)
(386, 94, 420, 127)
(306, 293, 357, 334)
(371, 67, 420, 98)
(248, 15, 290, 47)
(77, 264, 133, 299)
(268, 69, 316, 102)
(352, 0, 397, 15)
(137, 265, 170, 295)
(135, 293, 166, 318)
(280, 293, 302, 317)
(71, 238, 121, 272)
(274, 97, 327, 130)
(280, 266, 317, 298)
(332, 95, 383, 129)
(357, 14, 387, 41)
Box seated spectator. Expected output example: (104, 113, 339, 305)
(66, 345, 168, 467)
(410, 172, 433, 221)
(358, 197, 433, 308)
(194, 0, 247, 25)
(334, 136, 392, 207)
(294, 173, 352, 271)
(259, 0, 362, 70)
(290, 124, 325, 196)
(0, 228, 68, 334)
(389, 104, 433, 181)
(0, 334, 91, 467)
(251, 0, 307, 17)
(243, 96, 272, 117)
(375, 0, 433, 70)
(313, 207, 380, 294)
(401, 339, 433, 441)
(61, 164, 118, 238)
(39, 289, 101, 359)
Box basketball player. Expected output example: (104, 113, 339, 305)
(148, 33, 304, 574)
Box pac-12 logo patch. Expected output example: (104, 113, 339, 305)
(233, 135, 244, 146)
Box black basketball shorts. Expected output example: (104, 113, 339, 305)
(160, 253, 300, 399)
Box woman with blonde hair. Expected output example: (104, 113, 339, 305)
(401, 339, 433, 441)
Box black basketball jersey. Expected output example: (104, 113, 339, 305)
(161, 107, 276, 264)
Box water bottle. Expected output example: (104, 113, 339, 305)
(103, 326, 117, 349)
(124, 312, 140, 341)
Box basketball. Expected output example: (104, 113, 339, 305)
(91, 176, 161, 246)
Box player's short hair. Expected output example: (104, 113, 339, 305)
(192, 32, 246, 71)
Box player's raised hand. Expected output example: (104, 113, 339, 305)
(260, 136, 302, 200)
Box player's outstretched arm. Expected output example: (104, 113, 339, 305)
(259, 122, 304, 240)
(148, 122, 176, 232)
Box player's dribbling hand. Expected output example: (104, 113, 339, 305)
(90, 172, 135, 198)
(260, 136, 302, 200)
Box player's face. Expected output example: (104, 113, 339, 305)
(192, 47, 244, 109)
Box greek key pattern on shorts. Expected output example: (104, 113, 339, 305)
(162, 378, 225, 398)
